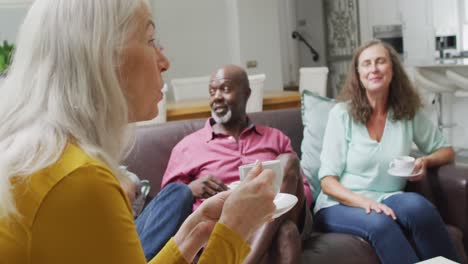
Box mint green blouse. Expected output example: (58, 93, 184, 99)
(314, 102, 449, 213)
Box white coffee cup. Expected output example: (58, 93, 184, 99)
(389, 156, 415, 174)
(239, 160, 283, 194)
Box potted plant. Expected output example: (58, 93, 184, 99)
(0, 40, 14, 76)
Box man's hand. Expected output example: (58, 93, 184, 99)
(188, 175, 228, 199)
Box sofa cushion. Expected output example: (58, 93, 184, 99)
(300, 90, 336, 201)
(300, 225, 466, 264)
(301, 232, 379, 264)
(124, 119, 206, 197)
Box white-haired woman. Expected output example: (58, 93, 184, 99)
(0, 0, 276, 263)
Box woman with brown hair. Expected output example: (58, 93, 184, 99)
(313, 40, 459, 263)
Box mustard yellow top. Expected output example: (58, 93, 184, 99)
(0, 144, 250, 264)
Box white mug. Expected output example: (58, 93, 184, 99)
(389, 156, 415, 174)
(239, 160, 283, 195)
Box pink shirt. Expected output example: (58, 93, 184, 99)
(162, 118, 313, 211)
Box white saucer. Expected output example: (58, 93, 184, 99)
(387, 168, 423, 177)
(228, 182, 298, 218)
(272, 193, 298, 219)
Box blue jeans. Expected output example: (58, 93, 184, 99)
(315, 192, 459, 264)
(135, 183, 193, 260)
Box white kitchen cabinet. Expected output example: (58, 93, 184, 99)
(398, 0, 435, 65)
(433, 0, 459, 36)
(360, 0, 435, 66)
(359, 0, 401, 42)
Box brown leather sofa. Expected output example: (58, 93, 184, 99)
(124, 108, 468, 264)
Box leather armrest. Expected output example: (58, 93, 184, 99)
(434, 162, 468, 232)
(407, 161, 468, 254)
(406, 160, 468, 229)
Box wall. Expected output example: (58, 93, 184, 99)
(278, 0, 298, 86)
(360, 0, 436, 66)
(427, 94, 468, 151)
(1, 1, 466, 147)
(452, 97, 468, 150)
(0, 3, 29, 42)
(408, 66, 468, 152)
(151, 0, 233, 101)
(359, 0, 401, 42)
(236, 0, 283, 91)
(2, 0, 291, 100)
(295, 0, 327, 68)
(433, 0, 459, 36)
(152, 0, 283, 100)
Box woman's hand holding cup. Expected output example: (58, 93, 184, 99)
(408, 157, 427, 182)
(219, 161, 276, 241)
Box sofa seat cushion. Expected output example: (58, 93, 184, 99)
(301, 232, 379, 264)
(446, 224, 468, 263)
(300, 224, 466, 264)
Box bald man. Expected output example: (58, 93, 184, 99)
(161, 65, 313, 263)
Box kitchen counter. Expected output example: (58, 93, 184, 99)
(406, 64, 468, 153)
(431, 58, 468, 66)
(456, 151, 468, 165)
(411, 61, 468, 68)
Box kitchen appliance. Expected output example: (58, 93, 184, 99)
(436, 35, 457, 59)
(373, 24, 404, 54)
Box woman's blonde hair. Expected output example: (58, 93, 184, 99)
(338, 39, 422, 124)
(0, 0, 149, 219)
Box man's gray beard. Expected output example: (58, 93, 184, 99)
(211, 109, 232, 124)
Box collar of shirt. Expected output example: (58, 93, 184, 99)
(202, 116, 262, 142)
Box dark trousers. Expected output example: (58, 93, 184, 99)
(315, 192, 459, 264)
(135, 183, 193, 260)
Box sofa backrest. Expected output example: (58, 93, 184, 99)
(123, 108, 303, 197)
